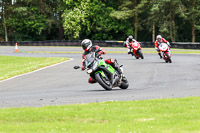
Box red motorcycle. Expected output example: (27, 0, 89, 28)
(129, 41, 144, 59)
(158, 43, 172, 63)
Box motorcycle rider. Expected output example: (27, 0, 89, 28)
(81, 39, 122, 84)
(155, 35, 171, 58)
(125, 35, 137, 55)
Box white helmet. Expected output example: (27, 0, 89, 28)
(81, 39, 92, 51)
(156, 35, 162, 42)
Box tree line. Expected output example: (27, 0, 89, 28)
(0, 0, 200, 42)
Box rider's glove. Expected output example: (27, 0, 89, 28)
(96, 53, 100, 58)
(81, 66, 85, 71)
(167, 42, 171, 47)
(96, 51, 102, 58)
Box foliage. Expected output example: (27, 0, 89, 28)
(62, 0, 90, 39)
(86, 0, 132, 40)
(0, 0, 200, 42)
(7, 6, 47, 41)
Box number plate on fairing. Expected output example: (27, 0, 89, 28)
(159, 43, 168, 51)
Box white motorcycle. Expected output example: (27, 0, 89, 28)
(158, 43, 172, 63)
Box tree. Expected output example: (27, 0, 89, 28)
(85, 0, 132, 40)
(181, 0, 200, 42)
(6, 0, 47, 41)
(147, 0, 186, 42)
(0, 0, 199, 42)
(110, 0, 149, 40)
(43, 0, 66, 40)
(1, 0, 11, 41)
(62, 0, 90, 40)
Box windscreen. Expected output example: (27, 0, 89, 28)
(85, 52, 95, 67)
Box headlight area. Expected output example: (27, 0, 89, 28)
(87, 69, 93, 74)
(92, 61, 98, 71)
(86, 61, 99, 74)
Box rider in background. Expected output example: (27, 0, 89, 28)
(155, 35, 171, 58)
(125, 35, 137, 54)
(81, 39, 122, 84)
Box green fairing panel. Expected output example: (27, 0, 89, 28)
(95, 71, 106, 77)
(98, 59, 115, 74)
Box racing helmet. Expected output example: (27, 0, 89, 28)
(128, 35, 133, 42)
(156, 35, 162, 42)
(81, 39, 92, 51)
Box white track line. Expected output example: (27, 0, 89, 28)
(0, 58, 74, 83)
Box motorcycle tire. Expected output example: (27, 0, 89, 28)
(95, 73, 112, 90)
(119, 76, 129, 89)
(166, 53, 172, 63)
(131, 53, 134, 56)
(138, 49, 144, 59)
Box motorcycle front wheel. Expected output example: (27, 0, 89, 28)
(134, 53, 139, 59)
(138, 49, 144, 59)
(166, 53, 172, 63)
(95, 73, 112, 90)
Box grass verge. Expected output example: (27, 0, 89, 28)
(20, 50, 200, 54)
(0, 97, 200, 133)
(0, 55, 68, 80)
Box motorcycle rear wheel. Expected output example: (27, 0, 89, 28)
(95, 73, 112, 90)
(138, 49, 144, 59)
(119, 76, 129, 89)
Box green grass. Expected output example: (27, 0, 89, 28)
(0, 55, 68, 80)
(20, 50, 200, 54)
(0, 97, 200, 133)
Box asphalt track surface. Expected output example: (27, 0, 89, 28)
(0, 46, 200, 108)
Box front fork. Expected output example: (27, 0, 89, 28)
(163, 50, 171, 60)
(128, 47, 141, 57)
(134, 48, 141, 57)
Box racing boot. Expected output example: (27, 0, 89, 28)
(128, 48, 131, 54)
(115, 66, 123, 75)
(106, 59, 123, 75)
(113, 60, 123, 75)
(131, 52, 134, 56)
(88, 77, 96, 84)
(158, 53, 162, 59)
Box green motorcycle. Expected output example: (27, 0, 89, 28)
(74, 52, 129, 90)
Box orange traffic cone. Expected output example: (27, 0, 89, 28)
(15, 43, 18, 52)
